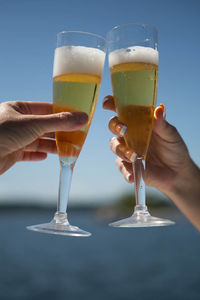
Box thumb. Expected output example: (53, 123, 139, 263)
(23, 111, 88, 136)
(153, 105, 182, 143)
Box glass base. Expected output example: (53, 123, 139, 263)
(109, 205, 175, 228)
(27, 212, 91, 237)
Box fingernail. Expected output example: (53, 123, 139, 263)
(127, 173, 132, 182)
(126, 173, 131, 182)
(79, 113, 88, 122)
(130, 152, 137, 163)
(154, 104, 166, 120)
(119, 125, 127, 136)
(163, 110, 166, 120)
(103, 95, 112, 101)
(160, 104, 166, 120)
(125, 150, 137, 162)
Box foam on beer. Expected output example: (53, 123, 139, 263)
(53, 46, 105, 77)
(109, 46, 158, 68)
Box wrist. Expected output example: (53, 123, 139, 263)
(165, 158, 200, 230)
(169, 159, 200, 199)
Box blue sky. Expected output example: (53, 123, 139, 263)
(0, 0, 199, 205)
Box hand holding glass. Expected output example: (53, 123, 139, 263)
(27, 31, 106, 236)
(107, 24, 175, 227)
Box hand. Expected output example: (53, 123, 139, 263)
(0, 101, 88, 175)
(103, 95, 194, 195)
(103, 95, 200, 230)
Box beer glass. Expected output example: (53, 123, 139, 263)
(107, 24, 175, 227)
(27, 31, 106, 236)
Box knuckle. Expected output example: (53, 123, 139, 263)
(58, 112, 69, 121)
(13, 100, 20, 106)
(12, 101, 27, 113)
(167, 123, 180, 138)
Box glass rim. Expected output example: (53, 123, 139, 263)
(56, 30, 107, 43)
(107, 22, 158, 41)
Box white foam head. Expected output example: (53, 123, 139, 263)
(109, 46, 158, 68)
(53, 46, 105, 77)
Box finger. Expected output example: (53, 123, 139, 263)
(19, 151, 48, 161)
(116, 157, 134, 183)
(23, 111, 88, 136)
(103, 95, 116, 112)
(108, 116, 127, 137)
(154, 104, 166, 122)
(153, 104, 183, 143)
(110, 137, 136, 162)
(15, 101, 53, 115)
(24, 138, 57, 154)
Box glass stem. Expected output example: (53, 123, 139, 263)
(57, 162, 73, 214)
(133, 158, 148, 214)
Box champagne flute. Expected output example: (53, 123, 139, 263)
(107, 23, 175, 227)
(27, 31, 106, 236)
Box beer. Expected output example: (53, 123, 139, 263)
(116, 104, 155, 157)
(53, 46, 105, 165)
(109, 46, 158, 157)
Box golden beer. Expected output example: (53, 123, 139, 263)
(53, 46, 105, 165)
(110, 48, 158, 157)
(53, 73, 101, 160)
